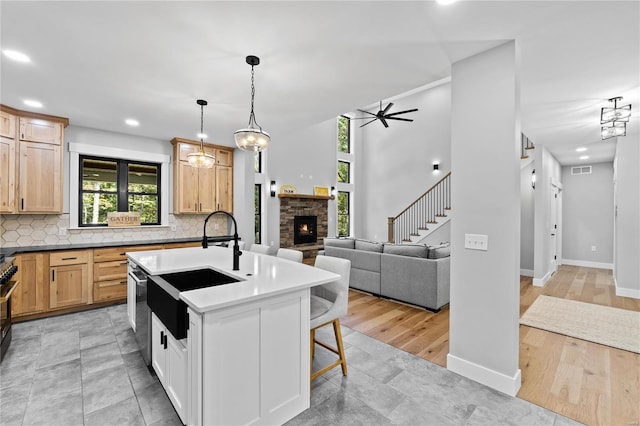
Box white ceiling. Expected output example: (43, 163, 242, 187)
(1, 1, 638, 166)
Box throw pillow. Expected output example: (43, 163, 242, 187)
(383, 243, 428, 258)
(323, 238, 355, 249)
(427, 242, 451, 259)
(355, 239, 384, 253)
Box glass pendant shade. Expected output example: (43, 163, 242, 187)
(187, 99, 215, 168)
(234, 128, 270, 152)
(235, 55, 270, 152)
(601, 121, 626, 140)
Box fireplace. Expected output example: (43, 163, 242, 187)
(294, 216, 317, 245)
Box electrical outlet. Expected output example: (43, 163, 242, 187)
(58, 227, 67, 236)
(465, 233, 488, 251)
(170, 225, 176, 232)
(591, 245, 596, 252)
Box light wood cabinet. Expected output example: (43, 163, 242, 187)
(11, 253, 47, 317)
(171, 138, 234, 214)
(0, 105, 67, 214)
(49, 250, 91, 309)
(0, 136, 16, 213)
(93, 245, 162, 302)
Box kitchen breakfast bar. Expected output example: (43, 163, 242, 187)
(127, 246, 338, 426)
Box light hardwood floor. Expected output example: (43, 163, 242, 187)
(341, 265, 640, 426)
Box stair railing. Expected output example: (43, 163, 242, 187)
(388, 172, 451, 244)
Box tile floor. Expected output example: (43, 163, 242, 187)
(0, 304, 581, 425)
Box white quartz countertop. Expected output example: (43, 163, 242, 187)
(127, 246, 339, 313)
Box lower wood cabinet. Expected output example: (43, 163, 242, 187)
(11, 253, 47, 316)
(151, 312, 187, 424)
(49, 250, 91, 309)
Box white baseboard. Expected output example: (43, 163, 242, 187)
(561, 259, 613, 270)
(520, 269, 534, 277)
(447, 353, 521, 397)
(614, 276, 640, 299)
(532, 270, 551, 287)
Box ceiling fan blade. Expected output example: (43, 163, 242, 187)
(380, 117, 389, 128)
(385, 108, 418, 117)
(357, 109, 379, 117)
(359, 118, 378, 128)
(385, 117, 414, 122)
(382, 102, 394, 115)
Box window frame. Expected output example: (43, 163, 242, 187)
(337, 190, 350, 237)
(78, 155, 161, 227)
(254, 183, 262, 244)
(338, 115, 351, 154)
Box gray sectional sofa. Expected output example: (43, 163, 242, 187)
(322, 238, 450, 312)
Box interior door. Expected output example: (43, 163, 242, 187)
(549, 185, 559, 272)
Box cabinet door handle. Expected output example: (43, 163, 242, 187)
(21, 198, 24, 210)
(51, 270, 55, 281)
(160, 331, 164, 346)
(61, 257, 77, 261)
(163, 334, 168, 349)
(120, 280, 127, 284)
(120, 262, 127, 266)
(200, 203, 202, 211)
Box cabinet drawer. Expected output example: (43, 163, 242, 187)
(50, 250, 90, 266)
(94, 279, 127, 302)
(177, 142, 215, 162)
(163, 242, 201, 249)
(94, 260, 127, 282)
(94, 245, 163, 262)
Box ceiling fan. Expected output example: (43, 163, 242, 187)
(356, 101, 419, 128)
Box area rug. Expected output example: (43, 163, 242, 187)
(520, 295, 640, 354)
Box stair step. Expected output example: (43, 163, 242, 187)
(445, 207, 451, 210)
(427, 221, 438, 224)
(410, 233, 420, 237)
(402, 239, 412, 242)
(418, 227, 429, 231)
(524, 146, 535, 150)
(435, 214, 448, 217)
(521, 155, 529, 159)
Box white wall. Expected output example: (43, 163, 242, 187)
(533, 145, 562, 285)
(264, 120, 337, 248)
(614, 131, 640, 298)
(357, 82, 451, 242)
(448, 41, 521, 396)
(520, 161, 535, 273)
(561, 162, 614, 266)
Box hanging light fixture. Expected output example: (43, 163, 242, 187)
(600, 96, 632, 123)
(601, 121, 627, 140)
(187, 99, 215, 168)
(234, 55, 270, 152)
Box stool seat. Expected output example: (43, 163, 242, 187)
(310, 295, 332, 321)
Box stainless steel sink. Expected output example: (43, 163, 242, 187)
(147, 268, 240, 339)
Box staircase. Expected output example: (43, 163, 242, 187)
(387, 172, 451, 244)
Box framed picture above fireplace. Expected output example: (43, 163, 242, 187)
(314, 186, 329, 197)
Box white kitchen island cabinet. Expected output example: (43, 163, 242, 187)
(128, 247, 339, 426)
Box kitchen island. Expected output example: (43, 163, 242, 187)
(127, 246, 339, 426)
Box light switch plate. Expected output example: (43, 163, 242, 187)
(465, 234, 488, 251)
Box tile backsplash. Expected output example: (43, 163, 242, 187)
(0, 214, 229, 247)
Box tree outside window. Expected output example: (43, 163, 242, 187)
(254, 184, 262, 244)
(338, 116, 350, 153)
(338, 161, 350, 184)
(338, 191, 350, 237)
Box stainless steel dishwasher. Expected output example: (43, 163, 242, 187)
(129, 262, 151, 365)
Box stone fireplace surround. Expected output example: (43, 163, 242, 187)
(279, 194, 329, 249)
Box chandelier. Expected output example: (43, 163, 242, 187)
(187, 99, 215, 168)
(234, 55, 270, 152)
(601, 97, 631, 140)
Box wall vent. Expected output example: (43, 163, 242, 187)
(571, 165, 592, 175)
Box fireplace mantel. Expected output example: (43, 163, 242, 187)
(278, 193, 334, 200)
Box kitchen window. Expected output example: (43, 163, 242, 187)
(79, 155, 161, 226)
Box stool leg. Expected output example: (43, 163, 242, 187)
(333, 319, 348, 376)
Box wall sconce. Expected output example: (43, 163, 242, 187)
(433, 162, 440, 172)
(270, 180, 276, 197)
(531, 169, 536, 190)
(330, 186, 336, 197)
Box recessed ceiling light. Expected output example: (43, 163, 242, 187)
(2, 49, 30, 63)
(436, 0, 457, 5)
(576, 147, 587, 152)
(579, 155, 589, 160)
(125, 119, 139, 127)
(23, 100, 43, 108)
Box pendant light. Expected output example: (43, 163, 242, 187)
(234, 55, 270, 152)
(187, 99, 215, 168)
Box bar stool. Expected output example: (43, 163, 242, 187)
(276, 248, 303, 263)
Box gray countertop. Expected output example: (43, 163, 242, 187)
(0, 237, 205, 257)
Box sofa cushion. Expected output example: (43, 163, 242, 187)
(355, 239, 384, 253)
(427, 242, 450, 259)
(323, 238, 355, 249)
(383, 243, 428, 258)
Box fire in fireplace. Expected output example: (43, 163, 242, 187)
(294, 215, 317, 245)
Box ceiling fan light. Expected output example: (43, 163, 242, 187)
(234, 128, 271, 152)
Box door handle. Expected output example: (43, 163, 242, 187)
(551, 233, 556, 236)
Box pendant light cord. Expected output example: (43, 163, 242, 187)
(248, 65, 264, 132)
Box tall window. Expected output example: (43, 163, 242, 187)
(337, 115, 354, 237)
(337, 191, 350, 237)
(254, 151, 262, 173)
(254, 184, 262, 244)
(79, 156, 160, 226)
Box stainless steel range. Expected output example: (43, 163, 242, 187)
(0, 256, 19, 363)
